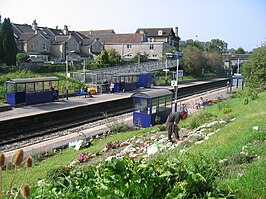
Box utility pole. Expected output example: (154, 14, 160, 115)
(83, 59, 86, 83)
(66, 55, 69, 100)
(174, 59, 179, 112)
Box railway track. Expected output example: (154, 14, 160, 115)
(0, 79, 228, 147)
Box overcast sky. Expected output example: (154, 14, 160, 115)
(0, 0, 265, 51)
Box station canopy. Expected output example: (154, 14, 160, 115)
(131, 89, 173, 99)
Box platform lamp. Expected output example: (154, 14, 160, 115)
(164, 53, 173, 86)
(174, 59, 179, 112)
(66, 50, 75, 100)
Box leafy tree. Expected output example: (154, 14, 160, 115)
(16, 53, 29, 65)
(131, 52, 149, 63)
(242, 44, 266, 89)
(234, 47, 245, 54)
(98, 50, 109, 65)
(205, 39, 228, 54)
(204, 52, 223, 74)
(182, 45, 205, 77)
(0, 18, 17, 65)
(107, 48, 122, 66)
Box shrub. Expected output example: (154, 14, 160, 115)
(221, 108, 232, 114)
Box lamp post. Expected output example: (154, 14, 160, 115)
(174, 59, 179, 112)
(66, 55, 69, 100)
(65, 50, 75, 100)
(164, 53, 172, 85)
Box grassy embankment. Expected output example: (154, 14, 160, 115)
(2, 90, 265, 198)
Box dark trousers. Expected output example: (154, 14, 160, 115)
(167, 123, 180, 141)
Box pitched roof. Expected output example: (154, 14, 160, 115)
(12, 23, 34, 33)
(78, 29, 115, 36)
(135, 28, 175, 37)
(54, 35, 68, 43)
(18, 32, 35, 41)
(88, 33, 143, 44)
(47, 28, 64, 36)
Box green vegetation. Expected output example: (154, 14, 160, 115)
(242, 44, 266, 90)
(181, 39, 227, 77)
(0, 18, 17, 66)
(1, 89, 265, 198)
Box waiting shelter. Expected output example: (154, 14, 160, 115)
(131, 89, 173, 128)
(6, 77, 59, 107)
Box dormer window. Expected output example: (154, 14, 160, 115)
(158, 30, 163, 35)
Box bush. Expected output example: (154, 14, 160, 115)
(45, 166, 71, 180)
(186, 110, 215, 129)
(221, 108, 232, 114)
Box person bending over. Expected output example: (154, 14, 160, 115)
(166, 111, 188, 142)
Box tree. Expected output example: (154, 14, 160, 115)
(182, 45, 205, 77)
(205, 39, 228, 54)
(131, 52, 149, 63)
(98, 50, 109, 65)
(234, 47, 245, 54)
(107, 49, 122, 66)
(16, 53, 29, 65)
(242, 44, 266, 89)
(204, 52, 223, 74)
(0, 18, 17, 65)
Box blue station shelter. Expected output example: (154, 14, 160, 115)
(131, 89, 173, 128)
(6, 77, 59, 107)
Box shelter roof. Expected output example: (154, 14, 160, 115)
(131, 89, 173, 99)
(7, 77, 59, 84)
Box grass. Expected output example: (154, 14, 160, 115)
(2, 127, 157, 190)
(1, 90, 266, 198)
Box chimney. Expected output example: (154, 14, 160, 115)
(32, 19, 38, 33)
(175, 27, 178, 37)
(63, 25, 69, 35)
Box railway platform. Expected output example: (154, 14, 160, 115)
(0, 78, 227, 121)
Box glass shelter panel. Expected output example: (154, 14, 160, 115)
(44, 82, 50, 90)
(158, 96, 166, 112)
(6, 83, 15, 94)
(35, 82, 43, 91)
(134, 98, 149, 114)
(152, 98, 159, 113)
(166, 95, 172, 109)
(17, 83, 26, 92)
(26, 83, 35, 92)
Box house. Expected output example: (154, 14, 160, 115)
(78, 27, 180, 60)
(12, 20, 104, 62)
(12, 19, 180, 62)
(135, 27, 180, 49)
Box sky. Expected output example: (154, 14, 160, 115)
(0, 0, 265, 51)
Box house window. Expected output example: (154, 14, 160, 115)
(158, 30, 163, 35)
(149, 44, 154, 50)
(30, 43, 34, 51)
(148, 38, 154, 42)
(152, 54, 157, 58)
(43, 43, 47, 52)
(127, 44, 132, 49)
